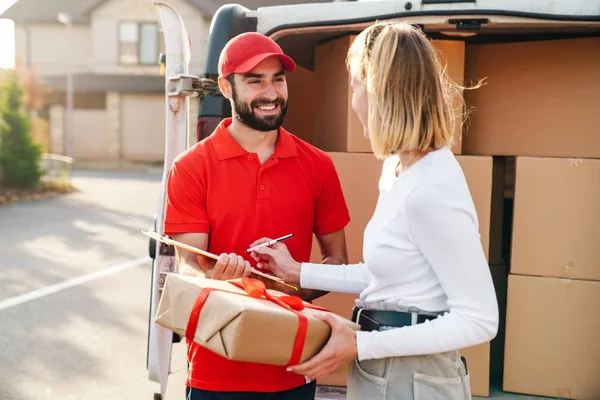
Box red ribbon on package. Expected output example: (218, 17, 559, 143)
(185, 277, 329, 366)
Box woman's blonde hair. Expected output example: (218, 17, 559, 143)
(347, 21, 466, 159)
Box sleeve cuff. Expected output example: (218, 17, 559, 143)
(300, 262, 320, 290)
(314, 215, 350, 236)
(356, 330, 378, 361)
(163, 222, 210, 236)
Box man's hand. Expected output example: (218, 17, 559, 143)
(195, 254, 215, 272)
(287, 312, 358, 380)
(206, 253, 252, 280)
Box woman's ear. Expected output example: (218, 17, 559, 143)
(218, 76, 233, 100)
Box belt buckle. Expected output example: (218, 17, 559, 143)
(351, 306, 360, 322)
(357, 309, 381, 332)
(410, 312, 418, 325)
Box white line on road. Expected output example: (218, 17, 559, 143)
(0, 256, 151, 311)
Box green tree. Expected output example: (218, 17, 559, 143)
(0, 68, 43, 188)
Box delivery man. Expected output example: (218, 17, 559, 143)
(163, 32, 350, 400)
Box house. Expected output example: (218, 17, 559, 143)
(1, 0, 331, 162)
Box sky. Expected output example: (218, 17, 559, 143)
(0, 0, 18, 69)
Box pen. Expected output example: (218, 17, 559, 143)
(246, 233, 294, 252)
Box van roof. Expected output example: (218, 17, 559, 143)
(249, 0, 600, 36)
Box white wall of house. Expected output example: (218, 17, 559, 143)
(49, 105, 65, 154)
(121, 94, 166, 161)
(10, 0, 210, 162)
(64, 94, 198, 162)
(91, 0, 209, 75)
(72, 110, 110, 160)
(14, 24, 27, 68)
(13, 23, 91, 76)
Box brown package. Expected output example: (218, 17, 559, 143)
(155, 273, 360, 366)
(463, 37, 600, 158)
(511, 156, 600, 281)
(459, 342, 491, 397)
(503, 274, 600, 399)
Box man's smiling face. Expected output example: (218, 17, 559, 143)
(229, 57, 289, 132)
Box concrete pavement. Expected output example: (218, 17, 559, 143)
(0, 170, 189, 400)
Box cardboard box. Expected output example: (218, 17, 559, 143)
(312, 35, 370, 153)
(488, 264, 508, 379)
(310, 153, 382, 265)
(460, 342, 491, 397)
(312, 36, 465, 154)
(433, 39, 466, 155)
(312, 287, 357, 387)
(456, 155, 493, 260)
(503, 274, 600, 399)
(155, 274, 359, 366)
(283, 64, 316, 144)
(456, 156, 506, 265)
(463, 37, 600, 158)
(511, 157, 600, 281)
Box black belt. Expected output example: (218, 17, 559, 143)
(352, 306, 437, 332)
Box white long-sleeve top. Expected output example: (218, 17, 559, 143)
(301, 147, 499, 361)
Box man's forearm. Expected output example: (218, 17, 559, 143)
(322, 254, 347, 266)
(179, 262, 206, 277)
(177, 251, 207, 278)
(297, 288, 327, 301)
(171, 233, 211, 278)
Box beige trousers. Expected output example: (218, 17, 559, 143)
(347, 350, 471, 400)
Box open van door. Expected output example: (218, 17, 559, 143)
(146, 2, 192, 399)
(146, 2, 249, 398)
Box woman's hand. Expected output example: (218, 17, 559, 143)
(248, 237, 302, 283)
(287, 312, 358, 381)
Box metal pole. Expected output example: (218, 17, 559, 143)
(65, 18, 73, 159)
(58, 12, 73, 159)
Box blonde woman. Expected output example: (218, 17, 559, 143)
(250, 21, 499, 399)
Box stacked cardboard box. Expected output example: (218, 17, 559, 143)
(462, 36, 600, 399)
(502, 157, 600, 399)
(463, 37, 600, 159)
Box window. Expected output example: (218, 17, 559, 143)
(119, 22, 165, 65)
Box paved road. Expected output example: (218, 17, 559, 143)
(0, 169, 190, 400)
(0, 169, 540, 400)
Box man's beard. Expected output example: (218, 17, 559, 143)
(232, 90, 288, 132)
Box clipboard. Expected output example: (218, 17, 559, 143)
(142, 229, 298, 291)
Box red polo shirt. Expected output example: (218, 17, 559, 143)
(163, 118, 350, 392)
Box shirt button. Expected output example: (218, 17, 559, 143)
(259, 185, 265, 191)
(247, 156, 253, 161)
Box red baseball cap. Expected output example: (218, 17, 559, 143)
(218, 32, 296, 78)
